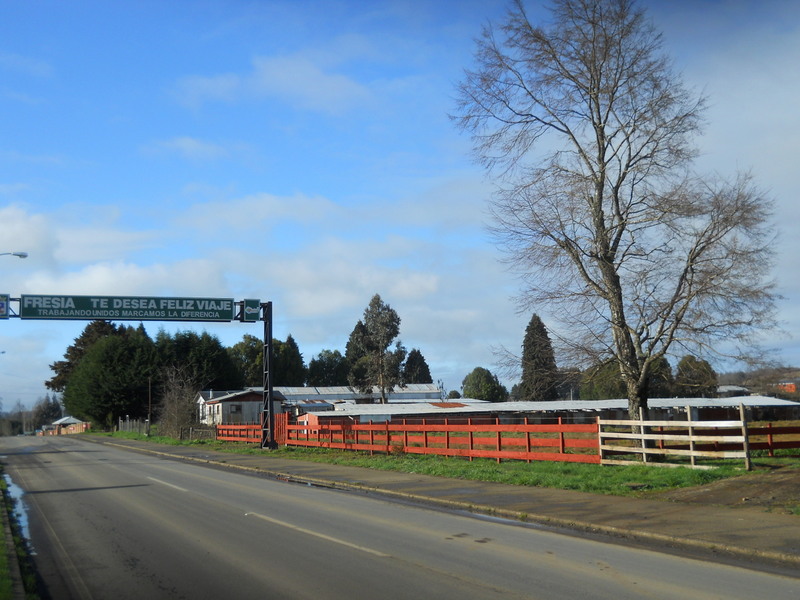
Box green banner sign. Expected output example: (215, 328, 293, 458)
(0, 294, 9, 319)
(20, 295, 238, 322)
(241, 299, 261, 322)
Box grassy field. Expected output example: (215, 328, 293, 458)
(96, 430, 759, 496)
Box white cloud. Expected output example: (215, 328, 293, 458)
(0, 205, 54, 260)
(23, 259, 230, 298)
(146, 137, 231, 161)
(55, 228, 161, 263)
(173, 53, 373, 115)
(0, 183, 30, 196)
(0, 150, 65, 166)
(172, 73, 241, 109)
(248, 55, 373, 114)
(0, 52, 52, 78)
(179, 192, 341, 231)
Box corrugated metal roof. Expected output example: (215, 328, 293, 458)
(53, 416, 84, 425)
(325, 396, 797, 418)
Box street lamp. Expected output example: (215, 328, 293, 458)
(0, 252, 28, 259)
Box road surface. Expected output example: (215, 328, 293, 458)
(1, 436, 798, 599)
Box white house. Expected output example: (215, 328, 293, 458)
(196, 383, 444, 426)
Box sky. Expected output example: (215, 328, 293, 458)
(1, 0, 799, 409)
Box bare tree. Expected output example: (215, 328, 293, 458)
(454, 0, 776, 418)
(157, 365, 202, 438)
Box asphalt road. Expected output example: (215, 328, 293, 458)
(2, 436, 798, 600)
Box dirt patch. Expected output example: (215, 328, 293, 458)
(648, 465, 800, 514)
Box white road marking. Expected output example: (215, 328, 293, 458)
(147, 477, 189, 492)
(245, 511, 391, 558)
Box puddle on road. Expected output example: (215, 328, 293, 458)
(3, 473, 34, 553)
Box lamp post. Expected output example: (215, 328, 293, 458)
(0, 252, 28, 259)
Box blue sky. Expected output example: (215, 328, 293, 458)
(1, 0, 799, 409)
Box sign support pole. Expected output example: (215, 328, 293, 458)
(261, 301, 276, 449)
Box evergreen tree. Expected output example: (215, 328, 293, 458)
(462, 367, 508, 403)
(273, 334, 306, 386)
(675, 355, 718, 398)
(307, 349, 349, 386)
(519, 314, 558, 401)
(402, 348, 433, 384)
(555, 368, 582, 401)
(31, 393, 63, 429)
(580, 360, 626, 400)
(345, 321, 368, 366)
(156, 330, 243, 391)
(347, 294, 406, 403)
(63, 326, 157, 427)
(648, 357, 675, 398)
(227, 334, 263, 387)
(46, 320, 121, 391)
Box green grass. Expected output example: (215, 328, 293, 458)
(93, 431, 747, 496)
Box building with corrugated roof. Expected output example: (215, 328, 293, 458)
(196, 383, 444, 425)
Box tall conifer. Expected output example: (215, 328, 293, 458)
(520, 314, 558, 401)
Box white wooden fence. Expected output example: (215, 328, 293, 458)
(598, 405, 751, 470)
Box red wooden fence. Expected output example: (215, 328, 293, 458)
(214, 416, 598, 463)
(278, 415, 600, 464)
(216, 423, 261, 443)
(748, 423, 800, 456)
(215, 416, 800, 467)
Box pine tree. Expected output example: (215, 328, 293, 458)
(520, 314, 558, 401)
(46, 320, 121, 391)
(273, 334, 306, 386)
(402, 349, 432, 384)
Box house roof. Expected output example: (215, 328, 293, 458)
(197, 383, 443, 405)
(52, 416, 84, 425)
(323, 395, 797, 418)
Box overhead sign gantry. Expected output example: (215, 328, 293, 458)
(16, 294, 261, 322)
(1, 293, 276, 448)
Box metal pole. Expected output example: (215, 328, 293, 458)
(146, 377, 152, 436)
(261, 301, 275, 449)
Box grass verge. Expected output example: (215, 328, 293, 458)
(92, 431, 750, 496)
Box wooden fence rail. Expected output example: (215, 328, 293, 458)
(216, 423, 261, 443)
(598, 418, 749, 469)
(747, 423, 800, 456)
(217, 413, 800, 469)
(279, 416, 600, 464)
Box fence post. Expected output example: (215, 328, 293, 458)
(596, 416, 603, 464)
(768, 422, 774, 458)
(468, 418, 474, 462)
(687, 406, 696, 468)
(639, 408, 648, 464)
(525, 417, 532, 463)
(739, 403, 752, 471)
(558, 416, 566, 455)
(496, 417, 502, 464)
